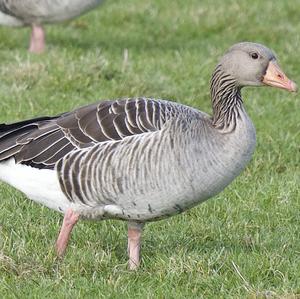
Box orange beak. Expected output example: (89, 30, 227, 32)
(262, 61, 297, 92)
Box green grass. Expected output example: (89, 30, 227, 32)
(0, 0, 299, 298)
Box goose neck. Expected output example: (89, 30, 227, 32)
(210, 65, 244, 132)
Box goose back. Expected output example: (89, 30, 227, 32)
(0, 98, 193, 168)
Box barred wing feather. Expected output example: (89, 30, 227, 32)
(0, 98, 179, 169)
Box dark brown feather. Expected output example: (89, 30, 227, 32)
(0, 98, 171, 169)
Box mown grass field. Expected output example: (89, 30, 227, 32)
(0, 0, 299, 298)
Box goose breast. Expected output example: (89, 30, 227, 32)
(55, 101, 256, 221)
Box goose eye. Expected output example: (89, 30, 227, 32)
(250, 52, 259, 59)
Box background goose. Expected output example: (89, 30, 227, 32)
(0, 0, 104, 53)
(0, 42, 296, 270)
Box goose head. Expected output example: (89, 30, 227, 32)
(219, 42, 297, 92)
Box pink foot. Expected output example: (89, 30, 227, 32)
(29, 24, 45, 53)
(56, 208, 79, 257)
(127, 223, 144, 270)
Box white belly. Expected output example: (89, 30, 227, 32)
(0, 11, 24, 26)
(0, 158, 70, 213)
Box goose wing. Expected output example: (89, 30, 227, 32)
(0, 98, 175, 169)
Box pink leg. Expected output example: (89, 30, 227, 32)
(56, 208, 79, 257)
(29, 24, 45, 53)
(127, 222, 144, 270)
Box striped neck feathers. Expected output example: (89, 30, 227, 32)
(210, 64, 244, 132)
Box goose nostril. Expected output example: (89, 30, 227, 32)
(277, 74, 283, 79)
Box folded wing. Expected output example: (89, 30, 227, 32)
(0, 98, 171, 169)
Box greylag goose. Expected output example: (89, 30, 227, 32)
(0, 42, 296, 269)
(0, 0, 103, 53)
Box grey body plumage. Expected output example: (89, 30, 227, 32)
(0, 96, 255, 222)
(0, 0, 103, 25)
